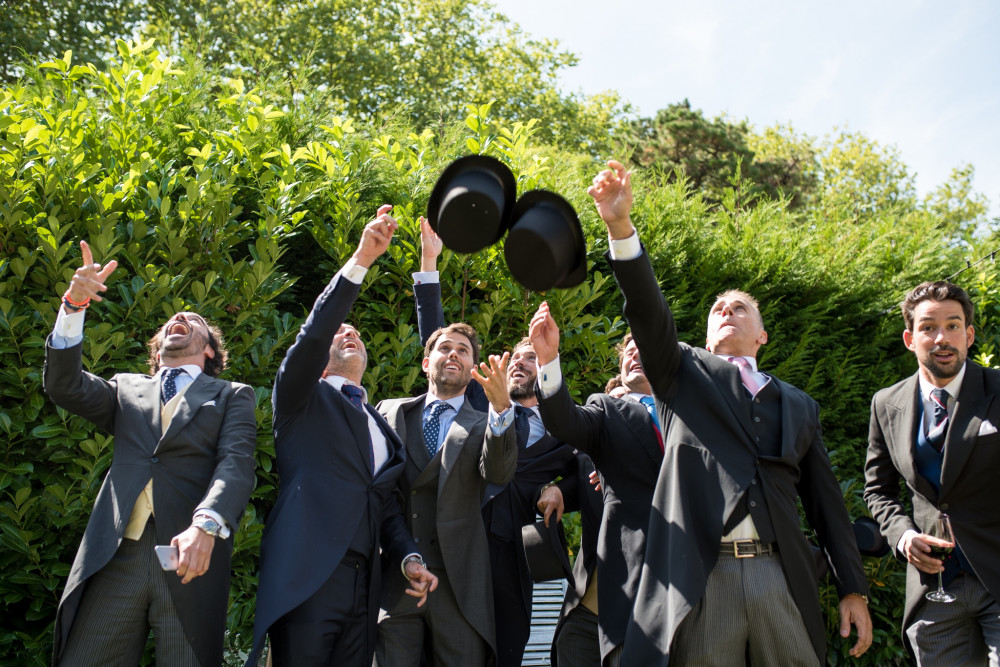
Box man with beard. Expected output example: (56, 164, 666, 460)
(248, 206, 437, 667)
(411, 218, 579, 666)
(865, 281, 1000, 664)
(374, 322, 518, 666)
(44, 240, 257, 666)
(589, 160, 871, 666)
(529, 303, 664, 667)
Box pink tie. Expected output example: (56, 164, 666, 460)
(728, 356, 761, 397)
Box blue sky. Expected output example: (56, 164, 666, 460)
(490, 0, 999, 216)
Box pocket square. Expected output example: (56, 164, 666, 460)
(202, 400, 217, 407)
(978, 420, 997, 436)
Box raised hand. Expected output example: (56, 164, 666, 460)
(64, 240, 118, 306)
(471, 352, 512, 413)
(419, 216, 443, 272)
(353, 204, 399, 268)
(586, 159, 634, 239)
(528, 301, 560, 366)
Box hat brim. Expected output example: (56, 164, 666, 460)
(520, 518, 573, 582)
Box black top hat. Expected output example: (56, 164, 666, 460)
(521, 518, 573, 583)
(853, 516, 889, 558)
(426, 155, 517, 254)
(504, 190, 587, 292)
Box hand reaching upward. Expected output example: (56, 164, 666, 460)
(587, 160, 635, 240)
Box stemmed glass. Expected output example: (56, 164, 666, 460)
(924, 513, 956, 603)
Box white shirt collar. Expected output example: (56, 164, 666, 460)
(158, 364, 203, 381)
(917, 362, 966, 402)
(715, 353, 760, 373)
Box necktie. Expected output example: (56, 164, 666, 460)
(342, 384, 375, 470)
(161, 368, 186, 403)
(514, 405, 532, 449)
(728, 356, 761, 397)
(639, 395, 664, 452)
(927, 388, 949, 452)
(423, 401, 452, 457)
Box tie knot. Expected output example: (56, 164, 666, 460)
(515, 405, 533, 419)
(430, 400, 452, 418)
(728, 356, 749, 371)
(931, 388, 949, 409)
(639, 395, 655, 408)
(341, 384, 365, 401)
(165, 367, 185, 380)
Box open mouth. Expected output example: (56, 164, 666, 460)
(511, 368, 528, 380)
(342, 341, 359, 351)
(167, 321, 190, 336)
(443, 361, 462, 372)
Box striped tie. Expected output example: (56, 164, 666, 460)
(927, 388, 949, 452)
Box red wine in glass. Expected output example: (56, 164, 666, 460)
(925, 514, 956, 603)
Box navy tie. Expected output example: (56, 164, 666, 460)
(423, 401, 452, 457)
(161, 368, 186, 403)
(342, 384, 375, 470)
(514, 406, 533, 449)
(927, 388, 949, 452)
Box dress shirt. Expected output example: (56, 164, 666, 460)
(895, 365, 967, 556)
(422, 393, 466, 451)
(321, 375, 389, 472)
(716, 353, 771, 394)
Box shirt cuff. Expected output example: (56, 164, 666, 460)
(608, 231, 641, 261)
(897, 529, 919, 558)
(51, 306, 86, 349)
(488, 405, 514, 435)
(412, 271, 439, 285)
(193, 508, 231, 539)
(538, 356, 563, 398)
(340, 259, 369, 285)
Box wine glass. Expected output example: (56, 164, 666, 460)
(924, 513, 956, 603)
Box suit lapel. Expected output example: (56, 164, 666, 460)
(621, 398, 664, 464)
(941, 363, 992, 495)
(697, 352, 758, 450)
(887, 374, 939, 501)
(159, 374, 219, 447)
(135, 375, 162, 444)
(440, 400, 475, 478)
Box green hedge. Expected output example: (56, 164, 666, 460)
(0, 42, 966, 664)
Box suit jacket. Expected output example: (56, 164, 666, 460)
(43, 339, 257, 667)
(248, 275, 417, 666)
(537, 385, 662, 661)
(377, 393, 517, 655)
(864, 361, 1000, 656)
(612, 249, 868, 666)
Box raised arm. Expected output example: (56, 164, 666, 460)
(415, 216, 446, 345)
(273, 206, 398, 415)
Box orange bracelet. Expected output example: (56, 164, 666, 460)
(62, 292, 91, 310)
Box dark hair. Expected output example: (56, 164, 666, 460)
(147, 316, 228, 378)
(424, 322, 481, 366)
(901, 281, 974, 331)
(604, 374, 624, 393)
(615, 331, 634, 365)
(511, 336, 533, 355)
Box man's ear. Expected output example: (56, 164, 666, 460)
(204, 345, 216, 359)
(903, 329, 915, 352)
(757, 330, 768, 346)
(422, 356, 430, 375)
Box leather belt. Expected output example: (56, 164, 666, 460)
(720, 539, 777, 558)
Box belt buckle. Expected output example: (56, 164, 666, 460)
(733, 539, 756, 558)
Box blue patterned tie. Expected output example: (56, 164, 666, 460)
(639, 395, 664, 452)
(161, 368, 185, 403)
(342, 384, 375, 470)
(927, 388, 949, 452)
(423, 401, 453, 457)
(514, 405, 532, 449)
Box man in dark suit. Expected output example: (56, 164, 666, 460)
(375, 324, 518, 666)
(589, 161, 872, 666)
(864, 280, 1000, 664)
(529, 306, 664, 667)
(248, 206, 437, 667)
(44, 240, 257, 666)
(409, 217, 577, 666)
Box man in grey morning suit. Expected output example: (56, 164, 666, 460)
(530, 309, 663, 667)
(589, 161, 873, 666)
(865, 281, 1000, 665)
(374, 317, 518, 666)
(248, 206, 437, 667)
(44, 240, 257, 667)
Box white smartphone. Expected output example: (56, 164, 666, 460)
(154, 545, 179, 571)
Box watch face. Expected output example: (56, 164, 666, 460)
(196, 517, 221, 536)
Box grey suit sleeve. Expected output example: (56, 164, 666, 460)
(480, 420, 517, 486)
(43, 337, 119, 433)
(863, 393, 918, 561)
(195, 382, 258, 531)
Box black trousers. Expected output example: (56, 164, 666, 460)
(269, 550, 372, 667)
(488, 535, 531, 667)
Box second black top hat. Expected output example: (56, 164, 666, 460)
(426, 155, 517, 254)
(504, 190, 587, 292)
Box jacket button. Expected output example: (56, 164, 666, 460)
(414, 537, 420, 543)
(150, 457, 158, 463)
(940, 503, 950, 511)
(412, 513, 418, 519)
(754, 416, 761, 423)
(751, 479, 757, 485)
(750, 501, 757, 508)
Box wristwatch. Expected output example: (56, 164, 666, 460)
(847, 592, 870, 605)
(192, 515, 223, 538)
(402, 554, 427, 578)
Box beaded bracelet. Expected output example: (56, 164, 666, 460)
(62, 292, 91, 312)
